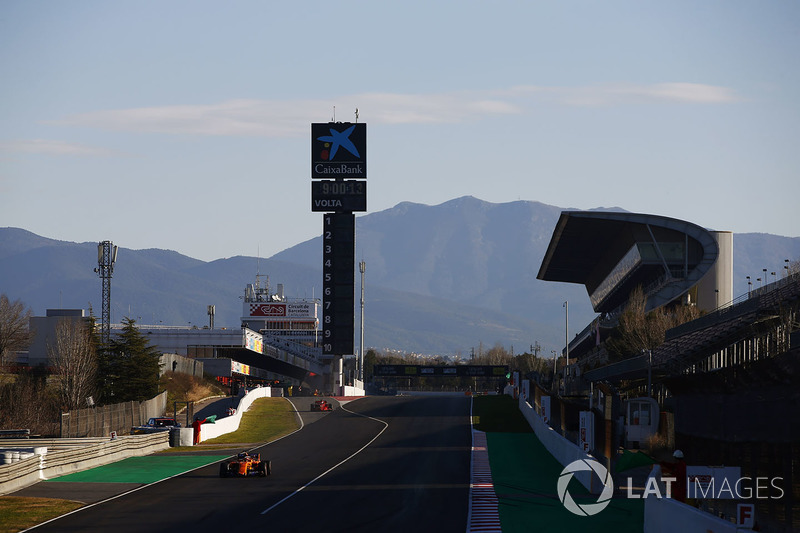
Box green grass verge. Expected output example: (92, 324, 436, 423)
(474, 394, 644, 533)
(0, 497, 82, 533)
(201, 397, 299, 445)
(472, 394, 533, 433)
(161, 397, 299, 451)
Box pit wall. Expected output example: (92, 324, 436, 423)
(643, 468, 753, 533)
(512, 384, 598, 493)
(197, 386, 275, 442)
(510, 381, 754, 532)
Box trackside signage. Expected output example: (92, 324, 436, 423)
(312, 122, 366, 179)
(247, 303, 315, 319)
(372, 365, 508, 377)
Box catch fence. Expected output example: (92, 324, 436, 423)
(60, 391, 167, 438)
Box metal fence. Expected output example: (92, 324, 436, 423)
(60, 391, 167, 438)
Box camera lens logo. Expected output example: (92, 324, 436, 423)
(557, 459, 614, 516)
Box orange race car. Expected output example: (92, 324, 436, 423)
(219, 452, 271, 478)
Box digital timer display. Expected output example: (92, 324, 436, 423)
(319, 181, 364, 195)
(311, 180, 366, 212)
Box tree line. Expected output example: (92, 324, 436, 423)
(0, 294, 162, 435)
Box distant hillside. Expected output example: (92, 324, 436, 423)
(2, 198, 799, 355)
(273, 197, 800, 327)
(273, 197, 596, 328)
(0, 230, 561, 355)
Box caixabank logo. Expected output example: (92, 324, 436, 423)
(312, 122, 367, 179)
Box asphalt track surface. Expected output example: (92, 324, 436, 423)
(23, 395, 472, 533)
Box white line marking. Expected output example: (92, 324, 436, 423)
(260, 402, 388, 515)
(23, 396, 306, 531)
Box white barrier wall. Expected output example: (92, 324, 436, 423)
(342, 385, 365, 396)
(198, 387, 273, 442)
(643, 469, 753, 533)
(515, 386, 599, 493)
(644, 496, 745, 533)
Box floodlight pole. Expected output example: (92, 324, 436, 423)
(94, 241, 118, 348)
(563, 301, 569, 384)
(359, 260, 366, 383)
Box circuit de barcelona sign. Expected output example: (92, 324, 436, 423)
(312, 122, 367, 179)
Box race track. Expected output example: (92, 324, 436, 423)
(28, 395, 472, 533)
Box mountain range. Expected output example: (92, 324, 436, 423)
(2, 196, 799, 356)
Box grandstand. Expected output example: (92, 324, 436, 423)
(536, 210, 799, 531)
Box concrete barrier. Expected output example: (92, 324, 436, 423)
(516, 391, 601, 493)
(0, 432, 169, 495)
(197, 387, 274, 442)
(643, 469, 753, 533)
(0, 454, 41, 495)
(511, 384, 755, 532)
(342, 385, 365, 396)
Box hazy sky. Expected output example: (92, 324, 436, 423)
(2, 1, 798, 262)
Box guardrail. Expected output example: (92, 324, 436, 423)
(0, 429, 31, 439)
(0, 432, 169, 496)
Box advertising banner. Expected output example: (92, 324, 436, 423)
(541, 395, 551, 425)
(248, 302, 316, 319)
(579, 411, 595, 452)
(312, 123, 367, 179)
(231, 361, 251, 376)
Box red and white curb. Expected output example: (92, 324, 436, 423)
(467, 429, 502, 532)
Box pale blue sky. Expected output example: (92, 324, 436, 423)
(1, 1, 798, 262)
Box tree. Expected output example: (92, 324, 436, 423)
(363, 349, 378, 382)
(513, 351, 551, 377)
(483, 343, 513, 366)
(0, 294, 35, 366)
(49, 317, 97, 411)
(99, 317, 162, 402)
(0, 370, 59, 436)
(606, 285, 701, 359)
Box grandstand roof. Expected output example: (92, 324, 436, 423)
(537, 211, 720, 314)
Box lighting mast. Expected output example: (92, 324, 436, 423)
(94, 241, 118, 348)
(359, 260, 366, 383)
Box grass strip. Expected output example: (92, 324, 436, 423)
(473, 395, 644, 533)
(0, 497, 83, 533)
(199, 397, 299, 445)
(159, 396, 300, 452)
(472, 394, 533, 433)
